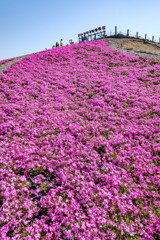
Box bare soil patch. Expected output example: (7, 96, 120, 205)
(122, 39, 160, 54)
(103, 37, 160, 60)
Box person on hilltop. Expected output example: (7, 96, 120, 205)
(56, 42, 59, 47)
(60, 39, 63, 46)
(69, 39, 74, 44)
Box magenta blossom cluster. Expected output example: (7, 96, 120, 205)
(0, 40, 160, 240)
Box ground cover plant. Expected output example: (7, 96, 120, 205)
(0, 40, 160, 240)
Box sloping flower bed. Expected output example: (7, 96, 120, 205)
(0, 40, 159, 240)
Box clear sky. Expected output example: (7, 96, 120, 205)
(0, 0, 160, 60)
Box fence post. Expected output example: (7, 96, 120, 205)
(145, 34, 147, 40)
(127, 29, 129, 37)
(152, 36, 154, 41)
(115, 26, 117, 35)
(159, 37, 160, 43)
(136, 32, 138, 38)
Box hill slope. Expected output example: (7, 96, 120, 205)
(0, 37, 160, 74)
(0, 40, 160, 239)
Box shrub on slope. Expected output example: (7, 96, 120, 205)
(0, 40, 160, 239)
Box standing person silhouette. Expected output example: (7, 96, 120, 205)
(55, 42, 59, 47)
(60, 39, 63, 46)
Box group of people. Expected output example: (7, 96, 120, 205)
(55, 39, 63, 48)
(52, 39, 74, 48)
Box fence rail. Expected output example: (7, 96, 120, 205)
(78, 26, 160, 44)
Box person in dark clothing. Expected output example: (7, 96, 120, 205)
(56, 42, 59, 47)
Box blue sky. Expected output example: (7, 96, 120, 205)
(0, 0, 160, 60)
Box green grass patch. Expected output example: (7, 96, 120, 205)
(101, 131, 110, 139)
(29, 168, 44, 176)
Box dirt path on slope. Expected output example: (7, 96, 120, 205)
(0, 53, 34, 74)
(103, 37, 160, 60)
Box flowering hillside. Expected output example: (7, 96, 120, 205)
(0, 40, 160, 240)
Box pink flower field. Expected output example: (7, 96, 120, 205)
(0, 40, 160, 240)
